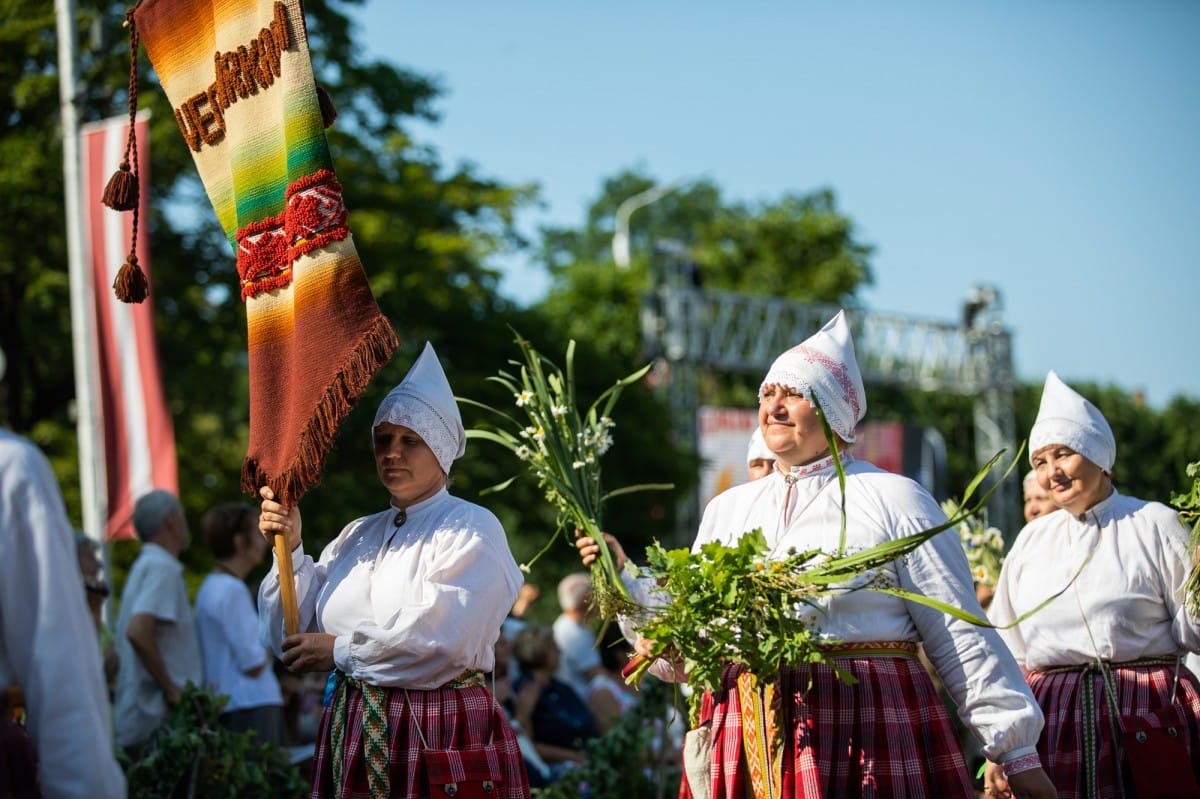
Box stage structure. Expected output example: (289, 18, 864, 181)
(641, 245, 1017, 544)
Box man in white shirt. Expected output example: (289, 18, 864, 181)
(0, 426, 126, 798)
(114, 488, 203, 750)
(552, 572, 602, 701)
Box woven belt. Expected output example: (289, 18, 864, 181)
(1036, 655, 1182, 797)
(1038, 655, 1180, 675)
(329, 669, 485, 799)
(818, 640, 919, 659)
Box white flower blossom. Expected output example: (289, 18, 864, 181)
(551, 404, 568, 417)
(515, 390, 534, 407)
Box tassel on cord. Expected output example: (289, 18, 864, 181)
(108, 6, 148, 303)
(316, 85, 337, 128)
(102, 159, 138, 211)
(113, 254, 149, 303)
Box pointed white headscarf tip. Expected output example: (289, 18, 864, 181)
(372, 342, 466, 473)
(759, 309, 866, 442)
(1029, 370, 1115, 473)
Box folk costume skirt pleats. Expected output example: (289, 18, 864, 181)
(1028, 661, 1200, 799)
(682, 648, 972, 799)
(311, 681, 528, 799)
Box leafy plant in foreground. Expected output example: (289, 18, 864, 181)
(120, 684, 306, 799)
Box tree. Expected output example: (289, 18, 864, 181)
(529, 168, 877, 555)
(1, 0, 538, 560)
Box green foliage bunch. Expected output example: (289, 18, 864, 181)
(625, 406, 1031, 723)
(460, 333, 671, 618)
(120, 685, 306, 799)
(1172, 460, 1200, 613)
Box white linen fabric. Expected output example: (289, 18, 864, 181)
(196, 572, 284, 713)
(1029, 370, 1116, 473)
(553, 613, 601, 701)
(991, 489, 1200, 670)
(259, 486, 522, 688)
(114, 541, 203, 747)
(620, 456, 1044, 766)
(372, 341, 466, 473)
(758, 309, 866, 443)
(0, 430, 126, 799)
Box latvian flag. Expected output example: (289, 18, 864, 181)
(80, 113, 178, 540)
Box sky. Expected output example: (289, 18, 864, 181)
(356, 1, 1200, 408)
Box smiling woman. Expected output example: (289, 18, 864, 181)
(988, 371, 1200, 798)
(256, 342, 531, 799)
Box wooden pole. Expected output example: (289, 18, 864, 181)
(273, 532, 300, 636)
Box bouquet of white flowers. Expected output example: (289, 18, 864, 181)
(460, 333, 671, 615)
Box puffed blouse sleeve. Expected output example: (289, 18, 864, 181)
(884, 486, 1044, 766)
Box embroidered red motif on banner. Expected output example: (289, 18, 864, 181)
(235, 169, 349, 300)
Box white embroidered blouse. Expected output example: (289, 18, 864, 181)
(622, 456, 1044, 765)
(259, 486, 523, 689)
(991, 489, 1200, 670)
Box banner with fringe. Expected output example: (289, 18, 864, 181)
(117, 0, 398, 505)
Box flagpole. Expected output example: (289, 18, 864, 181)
(57, 0, 108, 549)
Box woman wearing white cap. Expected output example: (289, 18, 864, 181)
(987, 372, 1200, 798)
(745, 427, 775, 481)
(258, 342, 530, 798)
(578, 311, 1054, 799)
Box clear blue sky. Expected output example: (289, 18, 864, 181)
(357, 1, 1200, 408)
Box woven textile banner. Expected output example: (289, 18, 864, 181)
(81, 113, 179, 540)
(133, 0, 399, 504)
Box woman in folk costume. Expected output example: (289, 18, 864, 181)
(258, 342, 530, 799)
(746, 427, 776, 482)
(578, 311, 1055, 799)
(987, 372, 1200, 799)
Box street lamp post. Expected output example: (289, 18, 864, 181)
(611, 182, 683, 270)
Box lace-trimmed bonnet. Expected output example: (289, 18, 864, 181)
(758, 309, 866, 442)
(373, 342, 466, 474)
(1029, 370, 1115, 474)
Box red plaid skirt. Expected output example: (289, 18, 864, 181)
(311, 683, 529, 799)
(681, 654, 972, 799)
(1028, 661, 1200, 799)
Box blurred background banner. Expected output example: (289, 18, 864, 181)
(698, 406, 944, 514)
(80, 112, 178, 540)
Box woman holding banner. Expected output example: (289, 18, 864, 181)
(258, 342, 529, 798)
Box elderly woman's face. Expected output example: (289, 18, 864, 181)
(1031, 444, 1110, 516)
(759, 385, 831, 467)
(373, 422, 446, 506)
(1023, 480, 1057, 522)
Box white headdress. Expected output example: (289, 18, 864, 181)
(758, 310, 866, 442)
(1029, 371, 1115, 473)
(746, 427, 773, 464)
(373, 342, 466, 473)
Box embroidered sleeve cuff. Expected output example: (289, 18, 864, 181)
(1000, 750, 1042, 776)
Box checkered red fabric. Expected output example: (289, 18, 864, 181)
(312, 683, 529, 798)
(681, 656, 972, 798)
(1028, 662, 1200, 798)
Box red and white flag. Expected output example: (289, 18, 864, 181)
(80, 113, 178, 540)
